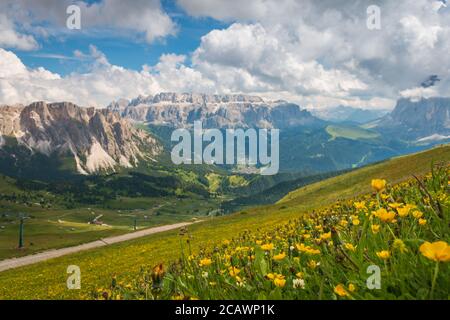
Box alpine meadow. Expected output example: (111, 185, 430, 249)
(0, 0, 449, 312)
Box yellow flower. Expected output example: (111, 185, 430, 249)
(307, 260, 320, 269)
(320, 232, 331, 240)
(389, 202, 402, 209)
(371, 224, 381, 234)
(405, 204, 417, 210)
(199, 258, 212, 267)
(339, 219, 348, 227)
(273, 277, 286, 288)
(418, 218, 427, 225)
(413, 211, 423, 219)
(352, 218, 360, 226)
(296, 243, 320, 255)
(397, 207, 410, 218)
(306, 248, 320, 255)
(256, 240, 262, 245)
(393, 239, 408, 253)
(348, 283, 356, 292)
(371, 179, 386, 192)
(334, 284, 348, 297)
(229, 266, 241, 277)
(222, 239, 231, 246)
(265, 273, 275, 280)
(354, 201, 366, 210)
(261, 243, 274, 251)
(344, 243, 356, 252)
(419, 241, 450, 262)
(379, 194, 389, 201)
(295, 272, 304, 278)
(374, 208, 396, 223)
(376, 250, 391, 260)
(273, 252, 286, 261)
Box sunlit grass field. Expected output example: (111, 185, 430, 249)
(0, 195, 217, 260)
(0, 145, 448, 299)
(112, 167, 448, 299)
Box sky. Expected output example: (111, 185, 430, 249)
(0, 0, 449, 110)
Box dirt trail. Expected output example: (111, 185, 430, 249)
(0, 221, 197, 273)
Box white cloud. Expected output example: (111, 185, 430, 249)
(0, 49, 28, 77)
(192, 23, 368, 98)
(73, 0, 177, 43)
(400, 86, 438, 101)
(0, 14, 38, 50)
(399, 15, 441, 50)
(1, 0, 176, 45)
(2, 0, 450, 110)
(0, 48, 214, 107)
(177, 0, 450, 106)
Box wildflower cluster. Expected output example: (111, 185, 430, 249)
(102, 165, 449, 300)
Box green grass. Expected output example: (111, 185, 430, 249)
(326, 124, 380, 141)
(114, 165, 449, 299)
(0, 145, 448, 299)
(206, 173, 223, 193)
(228, 175, 249, 188)
(206, 173, 250, 194)
(0, 194, 219, 260)
(278, 145, 449, 208)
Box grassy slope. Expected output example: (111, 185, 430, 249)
(325, 124, 380, 141)
(0, 145, 448, 299)
(0, 192, 220, 260)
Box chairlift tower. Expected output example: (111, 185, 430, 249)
(18, 213, 29, 249)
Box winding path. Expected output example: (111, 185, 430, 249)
(0, 221, 197, 273)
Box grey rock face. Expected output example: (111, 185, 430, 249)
(0, 101, 162, 174)
(370, 97, 450, 141)
(109, 92, 323, 129)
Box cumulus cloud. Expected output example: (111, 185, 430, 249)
(0, 14, 38, 50)
(70, 0, 177, 43)
(0, 47, 216, 107)
(192, 23, 368, 98)
(1, 0, 450, 110)
(177, 0, 450, 107)
(0, 0, 176, 45)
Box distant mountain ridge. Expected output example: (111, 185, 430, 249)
(0, 102, 162, 175)
(366, 97, 450, 141)
(107, 93, 449, 173)
(0, 95, 447, 178)
(108, 92, 324, 129)
(311, 105, 389, 124)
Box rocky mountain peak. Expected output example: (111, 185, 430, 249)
(369, 97, 450, 141)
(0, 102, 162, 174)
(109, 92, 322, 129)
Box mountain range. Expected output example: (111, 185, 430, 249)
(0, 101, 161, 176)
(0, 94, 448, 177)
(107, 92, 322, 129)
(365, 97, 450, 141)
(108, 93, 450, 173)
(311, 105, 389, 124)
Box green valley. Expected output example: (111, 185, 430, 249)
(0, 144, 447, 299)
